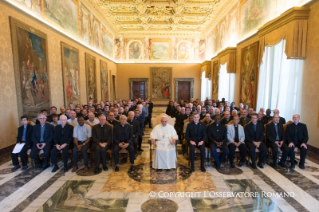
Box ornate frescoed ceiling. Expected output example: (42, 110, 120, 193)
(88, 0, 235, 37)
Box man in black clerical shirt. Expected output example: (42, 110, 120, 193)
(239, 109, 251, 127)
(107, 112, 119, 126)
(266, 115, 289, 169)
(185, 113, 207, 173)
(51, 115, 74, 172)
(92, 115, 113, 174)
(221, 111, 232, 125)
(127, 111, 140, 155)
(244, 113, 267, 169)
(113, 115, 135, 172)
(285, 114, 309, 169)
(30, 114, 54, 169)
(207, 115, 229, 170)
(11, 115, 34, 172)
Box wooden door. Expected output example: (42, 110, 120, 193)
(178, 81, 190, 102)
(132, 81, 145, 100)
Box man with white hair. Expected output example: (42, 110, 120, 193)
(273, 109, 286, 124)
(67, 111, 78, 127)
(150, 116, 178, 171)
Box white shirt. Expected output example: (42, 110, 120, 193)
(87, 118, 99, 126)
(67, 118, 78, 127)
(73, 124, 92, 141)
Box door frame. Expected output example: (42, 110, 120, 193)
(174, 78, 194, 102)
(129, 78, 149, 100)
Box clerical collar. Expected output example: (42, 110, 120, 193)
(122, 125, 125, 127)
(235, 125, 238, 127)
(216, 124, 219, 126)
(100, 125, 104, 127)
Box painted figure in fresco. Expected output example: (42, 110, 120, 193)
(75, 66, 80, 95)
(243, 51, 255, 108)
(130, 42, 140, 59)
(178, 43, 189, 60)
(23, 75, 35, 106)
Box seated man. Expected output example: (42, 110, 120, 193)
(207, 115, 229, 170)
(227, 115, 246, 168)
(221, 111, 232, 125)
(92, 115, 112, 174)
(30, 114, 54, 169)
(273, 109, 286, 124)
(151, 116, 178, 171)
(72, 116, 92, 173)
(186, 113, 207, 173)
(51, 115, 74, 172)
(266, 115, 289, 169)
(285, 114, 309, 169)
(107, 112, 119, 126)
(11, 115, 34, 172)
(86, 112, 99, 126)
(67, 111, 78, 127)
(244, 113, 267, 169)
(239, 109, 250, 126)
(113, 115, 135, 172)
(127, 111, 140, 154)
(50, 114, 60, 127)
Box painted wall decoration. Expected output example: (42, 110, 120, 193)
(101, 26, 113, 58)
(13, 0, 42, 17)
(79, 3, 91, 45)
(85, 53, 97, 102)
(92, 17, 100, 49)
(61, 42, 80, 106)
(212, 61, 219, 100)
(10, 17, 50, 119)
(128, 41, 142, 60)
(240, 0, 273, 38)
(150, 67, 172, 100)
(43, 0, 79, 36)
(177, 41, 191, 61)
(150, 39, 171, 61)
(198, 39, 206, 61)
(114, 38, 127, 60)
(100, 60, 109, 102)
(240, 41, 259, 109)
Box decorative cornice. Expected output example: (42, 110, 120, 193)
(258, 7, 310, 37)
(201, 60, 211, 67)
(217, 47, 237, 58)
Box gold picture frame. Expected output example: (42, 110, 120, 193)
(149, 39, 171, 61)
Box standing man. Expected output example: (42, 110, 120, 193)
(245, 113, 267, 169)
(127, 111, 140, 155)
(72, 116, 92, 173)
(51, 115, 74, 172)
(285, 114, 309, 169)
(266, 115, 289, 169)
(227, 116, 246, 168)
(11, 116, 34, 171)
(113, 115, 135, 172)
(207, 115, 229, 170)
(30, 114, 54, 169)
(185, 113, 207, 173)
(92, 115, 112, 174)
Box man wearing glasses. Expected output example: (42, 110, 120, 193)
(30, 113, 54, 169)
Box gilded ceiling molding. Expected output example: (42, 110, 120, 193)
(201, 60, 211, 78)
(217, 47, 236, 73)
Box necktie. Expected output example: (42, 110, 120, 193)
(253, 124, 256, 131)
(22, 126, 27, 141)
(234, 126, 239, 142)
(275, 124, 279, 140)
(40, 125, 45, 142)
(294, 124, 298, 142)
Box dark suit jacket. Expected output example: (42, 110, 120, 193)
(175, 113, 185, 132)
(92, 124, 113, 147)
(54, 124, 74, 145)
(32, 123, 54, 145)
(16, 124, 34, 147)
(134, 117, 143, 135)
(207, 123, 227, 144)
(127, 119, 140, 138)
(279, 117, 286, 125)
(244, 122, 264, 143)
(240, 117, 251, 127)
(221, 117, 232, 125)
(107, 119, 119, 126)
(285, 122, 309, 144)
(266, 122, 284, 143)
(185, 122, 207, 144)
(113, 124, 133, 146)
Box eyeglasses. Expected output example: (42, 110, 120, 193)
(39, 118, 47, 120)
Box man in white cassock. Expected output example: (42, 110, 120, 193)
(151, 116, 178, 171)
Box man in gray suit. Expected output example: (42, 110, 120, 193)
(227, 116, 247, 168)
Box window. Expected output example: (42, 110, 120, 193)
(201, 71, 211, 100)
(218, 63, 235, 102)
(256, 39, 304, 120)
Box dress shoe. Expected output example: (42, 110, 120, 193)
(51, 166, 59, 173)
(215, 164, 221, 170)
(21, 166, 28, 171)
(190, 166, 195, 173)
(257, 162, 264, 169)
(120, 157, 128, 164)
(83, 166, 89, 173)
(238, 161, 244, 167)
(94, 168, 100, 174)
(36, 164, 42, 169)
(299, 164, 305, 170)
(201, 166, 206, 173)
(72, 166, 78, 173)
(138, 148, 144, 151)
(129, 166, 135, 172)
(11, 165, 21, 172)
(272, 163, 277, 169)
(230, 163, 236, 168)
(252, 163, 257, 169)
(42, 164, 50, 170)
(278, 162, 288, 168)
(290, 164, 296, 170)
(156, 169, 162, 172)
(64, 166, 68, 173)
(115, 166, 119, 172)
(103, 166, 108, 171)
(165, 169, 170, 171)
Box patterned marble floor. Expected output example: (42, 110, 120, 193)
(0, 106, 319, 212)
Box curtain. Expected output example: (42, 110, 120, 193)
(201, 71, 212, 101)
(257, 39, 304, 121)
(218, 63, 235, 102)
